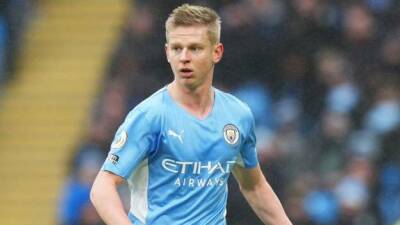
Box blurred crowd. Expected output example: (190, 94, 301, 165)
(0, 0, 33, 87)
(57, 0, 400, 225)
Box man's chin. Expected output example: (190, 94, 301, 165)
(178, 79, 198, 90)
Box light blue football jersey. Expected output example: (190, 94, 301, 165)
(102, 87, 258, 225)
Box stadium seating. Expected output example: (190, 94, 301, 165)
(0, 1, 127, 224)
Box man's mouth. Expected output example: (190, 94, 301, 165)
(180, 68, 193, 78)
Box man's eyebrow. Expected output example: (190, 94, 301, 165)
(169, 42, 204, 47)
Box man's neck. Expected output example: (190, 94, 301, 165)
(168, 82, 214, 119)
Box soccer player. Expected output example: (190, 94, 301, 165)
(90, 4, 292, 225)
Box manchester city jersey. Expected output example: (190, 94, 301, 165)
(102, 87, 258, 225)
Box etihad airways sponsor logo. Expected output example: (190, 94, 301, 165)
(174, 177, 225, 187)
(162, 159, 236, 175)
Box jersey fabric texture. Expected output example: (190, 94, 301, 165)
(102, 87, 259, 225)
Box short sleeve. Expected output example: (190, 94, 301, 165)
(237, 111, 259, 168)
(101, 109, 159, 179)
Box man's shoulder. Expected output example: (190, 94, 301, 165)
(216, 88, 253, 118)
(126, 87, 167, 121)
(137, 87, 167, 110)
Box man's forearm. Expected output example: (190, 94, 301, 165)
(90, 173, 133, 225)
(241, 180, 292, 225)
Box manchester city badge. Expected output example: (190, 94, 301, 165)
(223, 124, 240, 146)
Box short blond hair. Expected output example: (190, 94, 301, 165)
(165, 4, 221, 45)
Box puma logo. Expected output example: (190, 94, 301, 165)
(167, 129, 184, 144)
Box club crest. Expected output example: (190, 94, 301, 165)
(223, 124, 240, 146)
(111, 131, 128, 150)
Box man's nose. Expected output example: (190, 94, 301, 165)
(179, 49, 191, 62)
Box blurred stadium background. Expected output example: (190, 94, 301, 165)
(0, 0, 399, 225)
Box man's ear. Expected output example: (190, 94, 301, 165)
(213, 43, 224, 63)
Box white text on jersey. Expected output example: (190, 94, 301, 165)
(162, 159, 236, 174)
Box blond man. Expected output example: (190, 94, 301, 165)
(91, 4, 292, 225)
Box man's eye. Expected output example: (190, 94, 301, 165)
(191, 47, 202, 52)
(172, 47, 182, 52)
